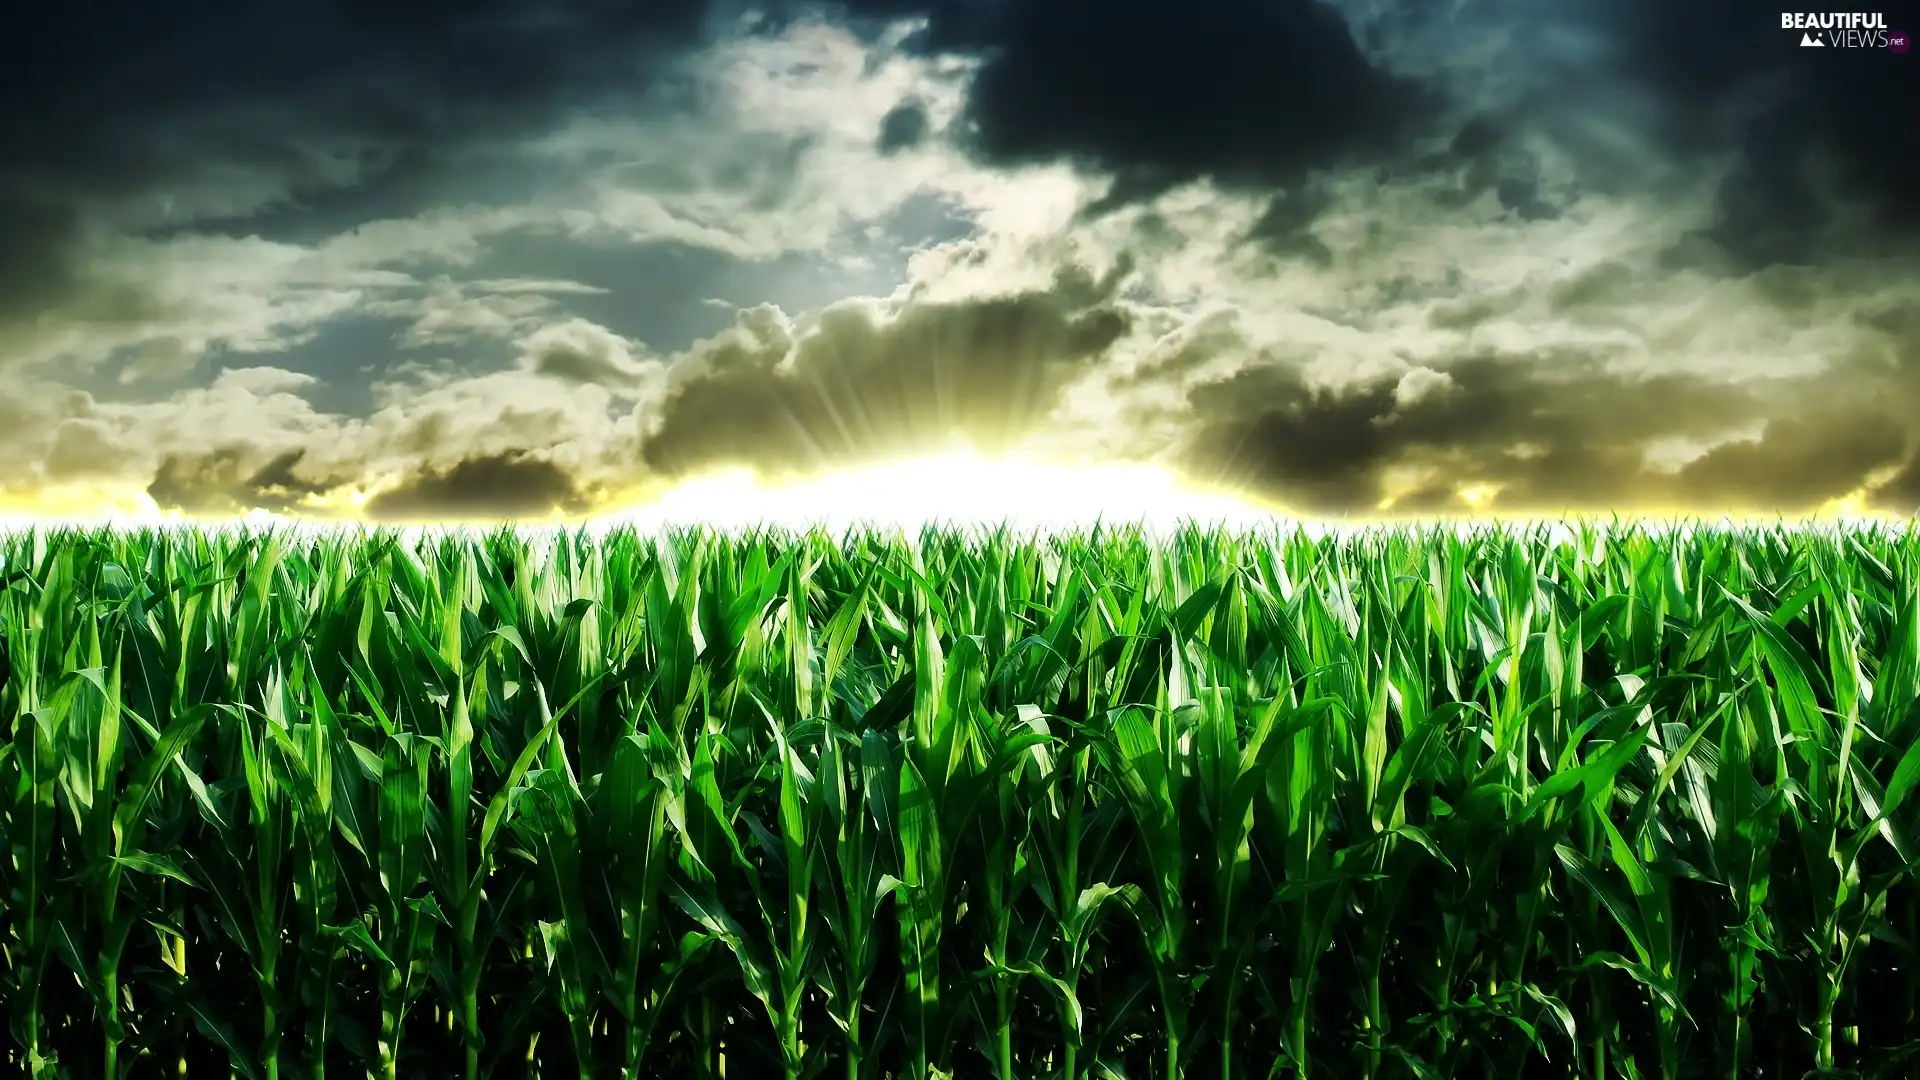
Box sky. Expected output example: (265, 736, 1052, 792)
(1, 0, 1916, 523)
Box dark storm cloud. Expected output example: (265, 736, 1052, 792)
(830, 0, 1916, 262)
(641, 264, 1132, 475)
(362, 453, 591, 522)
(1868, 457, 1920, 514)
(7, 0, 1917, 524)
(113, 448, 581, 523)
(1598, 0, 1920, 264)
(832, 0, 1439, 201)
(1671, 414, 1909, 508)
(1859, 301, 1920, 512)
(18, 0, 1421, 258)
(966, 1, 1427, 191)
(0, 199, 86, 324)
(9, 0, 1908, 268)
(875, 100, 931, 155)
(1176, 349, 1918, 515)
(145, 448, 335, 516)
(1, 0, 712, 204)
(1396, 119, 1562, 223)
(0, 0, 721, 322)
(1244, 186, 1336, 265)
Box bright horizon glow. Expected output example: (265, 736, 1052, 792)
(0, 450, 1907, 536)
(606, 452, 1286, 534)
(0, 452, 1289, 533)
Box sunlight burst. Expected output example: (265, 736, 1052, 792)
(608, 452, 1283, 534)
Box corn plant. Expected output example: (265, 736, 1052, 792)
(2, 520, 1918, 1079)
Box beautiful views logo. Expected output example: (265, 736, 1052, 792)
(1780, 11, 1905, 47)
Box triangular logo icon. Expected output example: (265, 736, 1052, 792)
(1800, 31, 1824, 45)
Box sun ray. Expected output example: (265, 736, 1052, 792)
(604, 450, 1282, 534)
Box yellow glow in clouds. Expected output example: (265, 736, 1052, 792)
(609, 452, 1281, 534)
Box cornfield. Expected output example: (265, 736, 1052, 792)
(3, 521, 1918, 1080)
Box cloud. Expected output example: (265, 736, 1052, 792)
(1595, 0, 1920, 264)
(2, 0, 1918, 524)
(0, 10, 1072, 378)
(0, 1, 715, 216)
(1391, 367, 1454, 410)
(213, 366, 320, 397)
(0, 355, 641, 517)
(145, 448, 334, 516)
(1166, 330, 1920, 515)
(0, 216, 449, 376)
(836, 0, 1437, 202)
(876, 99, 932, 154)
(0, 2, 737, 377)
(1336, 0, 1920, 268)
(517, 318, 656, 388)
(362, 275, 609, 348)
(362, 453, 592, 522)
(42, 419, 131, 482)
(1667, 413, 1909, 510)
(535, 17, 1008, 261)
(640, 262, 1132, 475)
(0, 377, 98, 487)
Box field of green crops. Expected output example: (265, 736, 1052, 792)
(4, 522, 1919, 1080)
